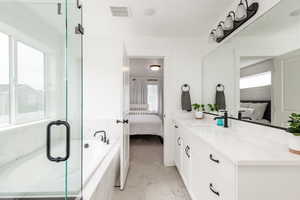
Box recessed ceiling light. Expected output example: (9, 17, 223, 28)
(149, 65, 161, 71)
(144, 8, 156, 16)
(110, 6, 129, 17)
(290, 8, 300, 17)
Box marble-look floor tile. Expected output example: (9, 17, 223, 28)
(112, 136, 190, 200)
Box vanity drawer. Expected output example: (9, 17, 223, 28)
(207, 149, 236, 200)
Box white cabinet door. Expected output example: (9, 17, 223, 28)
(190, 138, 210, 200)
(182, 129, 191, 187)
(174, 124, 183, 173)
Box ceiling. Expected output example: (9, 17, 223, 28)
(129, 58, 163, 77)
(86, 0, 234, 38)
(240, 56, 272, 68)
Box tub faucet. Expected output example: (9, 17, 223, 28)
(213, 111, 228, 128)
(94, 130, 109, 144)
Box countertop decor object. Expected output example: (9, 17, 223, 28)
(192, 103, 205, 119)
(287, 113, 300, 155)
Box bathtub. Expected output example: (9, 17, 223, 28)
(0, 139, 115, 199)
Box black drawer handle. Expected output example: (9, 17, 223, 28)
(177, 137, 181, 146)
(174, 125, 178, 128)
(209, 183, 220, 196)
(47, 120, 70, 162)
(210, 154, 219, 163)
(185, 145, 190, 158)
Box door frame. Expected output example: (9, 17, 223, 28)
(127, 54, 167, 165)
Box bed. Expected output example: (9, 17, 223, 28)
(129, 105, 163, 137)
(240, 100, 271, 124)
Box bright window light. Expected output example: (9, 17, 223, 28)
(16, 42, 45, 121)
(240, 71, 272, 89)
(147, 84, 159, 113)
(0, 32, 9, 125)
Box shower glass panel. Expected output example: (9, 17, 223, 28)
(0, 0, 83, 199)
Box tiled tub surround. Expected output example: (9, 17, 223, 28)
(173, 114, 300, 200)
(0, 121, 53, 167)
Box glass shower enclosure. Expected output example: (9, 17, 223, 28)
(0, 0, 83, 199)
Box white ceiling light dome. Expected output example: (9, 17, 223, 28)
(149, 65, 161, 71)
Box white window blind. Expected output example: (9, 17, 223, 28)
(147, 84, 159, 113)
(240, 71, 272, 89)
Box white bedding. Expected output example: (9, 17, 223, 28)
(129, 113, 163, 137)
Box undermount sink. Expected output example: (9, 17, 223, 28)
(188, 122, 213, 127)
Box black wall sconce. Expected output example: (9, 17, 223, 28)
(210, 0, 259, 43)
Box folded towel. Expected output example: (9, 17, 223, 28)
(181, 84, 192, 112)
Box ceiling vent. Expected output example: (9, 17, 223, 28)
(110, 6, 129, 17)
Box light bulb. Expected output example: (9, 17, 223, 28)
(224, 11, 235, 30)
(209, 29, 217, 41)
(235, 1, 247, 21)
(216, 22, 224, 38)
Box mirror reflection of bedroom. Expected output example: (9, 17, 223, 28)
(128, 57, 164, 161)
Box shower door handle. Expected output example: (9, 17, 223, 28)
(47, 120, 70, 162)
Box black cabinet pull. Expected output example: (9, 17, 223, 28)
(209, 154, 219, 163)
(185, 145, 190, 158)
(209, 183, 220, 196)
(177, 137, 181, 146)
(174, 125, 178, 128)
(123, 119, 129, 124)
(47, 120, 70, 162)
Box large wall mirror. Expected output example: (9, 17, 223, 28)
(202, 0, 300, 128)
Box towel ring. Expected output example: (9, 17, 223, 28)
(181, 84, 190, 91)
(216, 84, 225, 91)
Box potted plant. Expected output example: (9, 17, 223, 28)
(208, 104, 217, 113)
(192, 103, 205, 119)
(287, 113, 300, 154)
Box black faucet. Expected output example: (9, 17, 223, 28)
(213, 111, 228, 128)
(94, 130, 109, 144)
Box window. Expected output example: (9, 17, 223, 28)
(240, 71, 272, 89)
(16, 42, 45, 121)
(0, 32, 9, 125)
(0, 32, 46, 126)
(147, 84, 159, 113)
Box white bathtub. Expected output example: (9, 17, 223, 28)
(0, 139, 114, 198)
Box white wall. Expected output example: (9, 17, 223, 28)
(83, 35, 124, 140)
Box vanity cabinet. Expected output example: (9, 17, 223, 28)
(174, 119, 300, 200)
(174, 123, 191, 187)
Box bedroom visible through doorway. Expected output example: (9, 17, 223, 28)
(129, 57, 164, 145)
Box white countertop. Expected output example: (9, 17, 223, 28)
(174, 113, 300, 166)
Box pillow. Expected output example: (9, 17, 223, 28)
(240, 107, 255, 119)
(248, 103, 268, 120)
(240, 103, 251, 108)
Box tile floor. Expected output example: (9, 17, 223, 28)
(112, 136, 191, 200)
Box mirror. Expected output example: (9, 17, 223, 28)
(202, 0, 300, 128)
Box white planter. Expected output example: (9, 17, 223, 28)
(194, 111, 204, 119)
(288, 134, 300, 155)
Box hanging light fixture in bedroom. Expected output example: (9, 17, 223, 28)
(209, 0, 259, 43)
(149, 65, 161, 71)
